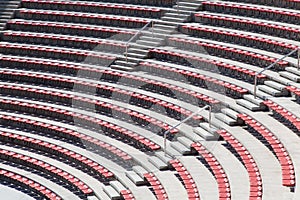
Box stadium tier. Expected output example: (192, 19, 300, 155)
(0, 0, 299, 200)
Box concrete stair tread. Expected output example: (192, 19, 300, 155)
(110, 181, 127, 193)
(279, 71, 300, 82)
(110, 64, 134, 72)
(236, 99, 262, 111)
(102, 185, 120, 200)
(193, 126, 218, 141)
(264, 80, 288, 91)
(258, 85, 286, 97)
(220, 108, 239, 120)
(127, 48, 149, 54)
(126, 171, 146, 186)
(286, 67, 300, 76)
(170, 141, 191, 155)
(215, 113, 237, 126)
(155, 151, 173, 164)
(148, 156, 169, 170)
(164, 13, 190, 18)
(136, 40, 161, 46)
(140, 36, 165, 42)
(243, 94, 265, 106)
(161, 16, 187, 22)
(132, 166, 148, 178)
(199, 122, 218, 134)
(125, 52, 147, 59)
(177, 136, 194, 147)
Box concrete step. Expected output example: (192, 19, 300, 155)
(110, 64, 134, 72)
(170, 141, 192, 155)
(155, 151, 173, 164)
(236, 99, 263, 111)
(125, 171, 146, 186)
(152, 24, 174, 30)
(199, 122, 218, 135)
(177, 136, 194, 148)
(243, 94, 266, 108)
(164, 12, 191, 18)
(139, 36, 165, 43)
(102, 185, 120, 200)
(114, 60, 137, 67)
(110, 181, 127, 193)
(220, 108, 239, 120)
(279, 71, 300, 83)
(175, 5, 200, 11)
(215, 113, 237, 126)
(161, 16, 187, 23)
(177, 1, 203, 8)
(127, 48, 149, 54)
(148, 156, 169, 170)
(193, 126, 218, 141)
(136, 40, 161, 47)
(286, 67, 300, 76)
(132, 166, 148, 178)
(264, 80, 288, 95)
(125, 52, 147, 59)
(258, 85, 287, 97)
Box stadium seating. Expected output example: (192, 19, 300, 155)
(0, 0, 299, 199)
(0, 168, 62, 200)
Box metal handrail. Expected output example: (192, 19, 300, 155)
(254, 48, 300, 99)
(125, 20, 154, 62)
(163, 105, 212, 156)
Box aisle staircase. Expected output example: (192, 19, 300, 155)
(0, 0, 20, 30)
(110, 0, 204, 71)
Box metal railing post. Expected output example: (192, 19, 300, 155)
(152, 21, 154, 38)
(125, 45, 128, 62)
(297, 48, 300, 70)
(208, 105, 212, 128)
(163, 105, 210, 156)
(254, 74, 258, 99)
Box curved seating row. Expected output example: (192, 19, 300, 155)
(0, 42, 116, 65)
(76, 0, 176, 7)
(2, 31, 127, 53)
(0, 54, 219, 111)
(0, 148, 93, 197)
(168, 37, 289, 70)
(180, 25, 298, 57)
(0, 112, 133, 166)
(15, 9, 149, 28)
(194, 12, 300, 41)
(217, 130, 263, 200)
(140, 57, 266, 85)
(0, 69, 203, 124)
(21, 0, 164, 18)
(263, 100, 300, 134)
(202, 1, 300, 25)
(169, 159, 200, 200)
(191, 143, 231, 200)
(7, 19, 136, 40)
(237, 113, 295, 187)
(0, 97, 161, 151)
(143, 173, 168, 200)
(147, 50, 249, 98)
(0, 83, 179, 137)
(0, 168, 61, 200)
(0, 130, 115, 183)
(221, 0, 300, 10)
